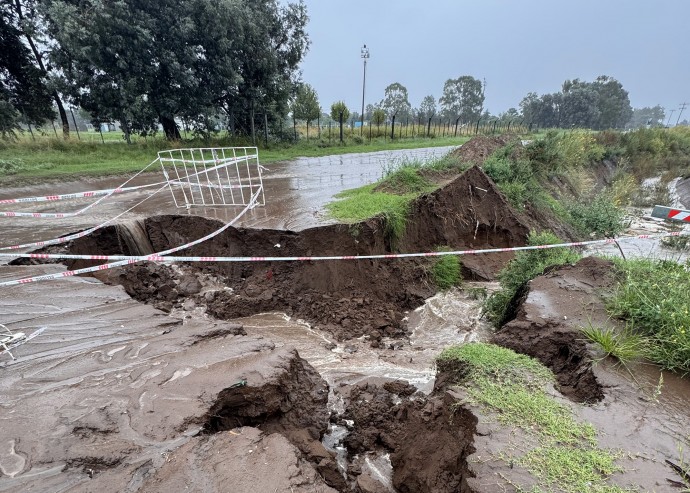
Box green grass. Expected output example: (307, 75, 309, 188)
(608, 258, 690, 374)
(437, 343, 594, 445)
(431, 247, 462, 290)
(325, 185, 413, 243)
(325, 153, 470, 243)
(0, 133, 471, 184)
(437, 343, 629, 493)
(580, 323, 648, 365)
(518, 447, 627, 493)
(483, 231, 581, 327)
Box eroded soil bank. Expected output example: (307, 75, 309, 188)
(23, 166, 532, 342)
(487, 256, 690, 491)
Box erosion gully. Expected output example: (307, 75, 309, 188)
(2, 146, 690, 492)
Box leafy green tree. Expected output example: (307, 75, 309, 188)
(364, 103, 375, 121)
(380, 82, 411, 121)
(292, 83, 320, 139)
(560, 85, 600, 128)
(330, 101, 349, 142)
(418, 95, 436, 121)
(372, 107, 385, 134)
(439, 75, 484, 122)
(592, 75, 632, 129)
(1, 1, 64, 136)
(520, 92, 562, 128)
(43, 0, 309, 140)
(628, 106, 665, 128)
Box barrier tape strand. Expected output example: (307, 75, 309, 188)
(0, 229, 685, 288)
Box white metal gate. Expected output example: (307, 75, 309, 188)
(158, 147, 265, 208)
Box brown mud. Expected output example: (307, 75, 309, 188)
(22, 166, 533, 342)
(330, 379, 477, 493)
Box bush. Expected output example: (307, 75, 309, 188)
(484, 231, 581, 326)
(564, 194, 626, 238)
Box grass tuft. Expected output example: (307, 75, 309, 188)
(608, 258, 690, 374)
(431, 247, 462, 290)
(580, 324, 648, 365)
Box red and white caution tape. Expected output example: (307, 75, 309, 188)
(0, 183, 170, 252)
(0, 182, 163, 206)
(0, 189, 262, 287)
(0, 229, 685, 288)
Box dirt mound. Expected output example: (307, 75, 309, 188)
(198, 347, 346, 489)
(449, 134, 521, 164)
(139, 428, 339, 493)
(492, 256, 615, 402)
(401, 165, 531, 280)
(333, 380, 477, 493)
(27, 165, 533, 340)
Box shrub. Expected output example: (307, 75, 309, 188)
(564, 194, 626, 238)
(483, 231, 581, 326)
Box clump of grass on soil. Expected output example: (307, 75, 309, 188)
(608, 258, 690, 374)
(431, 247, 462, 290)
(437, 343, 629, 493)
(325, 154, 466, 243)
(580, 323, 648, 365)
(483, 231, 581, 327)
(326, 185, 412, 242)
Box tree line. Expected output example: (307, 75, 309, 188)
(293, 73, 660, 143)
(1, 0, 308, 141)
(0, 1, 673, 143)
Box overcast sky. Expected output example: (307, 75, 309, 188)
(295, 0, 689, 118)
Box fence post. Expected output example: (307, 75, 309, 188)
(390, 115, 396, 140)
(339, 112, 344, 143)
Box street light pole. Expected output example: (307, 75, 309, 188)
(360, 44, 369, 135)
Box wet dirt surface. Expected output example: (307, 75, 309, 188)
(2, 145, 690, 492)
(491, 257, 690, 492)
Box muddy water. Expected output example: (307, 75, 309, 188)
(0, 146, 456, 249)
(233, 282, 496, 394)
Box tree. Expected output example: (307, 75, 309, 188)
(372, 108, 385, 134)
(292, 83, 320, 139)
(439, 75, 484, 122)
(1, 0, 63, 136)
(43, 0, 309, 140)
(330, 101, 349, 142)
(380, 82, 411, 122)
(628, 106, 665, 128)
(364, 103, 374, 121)
(520, 92, 562, 128)
(417, 95, 436, 121)
(560, 86, 600, 128)
(592, 75, 632, 130)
